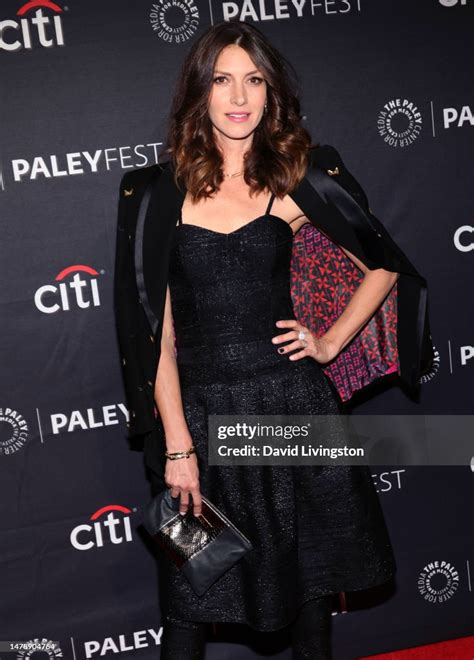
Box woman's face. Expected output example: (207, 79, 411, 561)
(207, 44, 267, 144)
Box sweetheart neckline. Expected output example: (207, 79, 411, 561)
(176, 213, 297, 237)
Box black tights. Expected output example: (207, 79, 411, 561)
(289, 594, 333, 659)
(160, 614, 207, 660)
(160, 595, 333, 659)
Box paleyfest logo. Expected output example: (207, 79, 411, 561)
(34, 264, 103, 314)
(377, 98, 423, 148)
(149, 0, 199, 43)
(0, 0, 66, 52)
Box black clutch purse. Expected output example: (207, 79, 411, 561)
(142, 488, 253, 596)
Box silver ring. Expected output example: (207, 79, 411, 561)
(298, 330, 306, 341)
(302, 340, 307, 348)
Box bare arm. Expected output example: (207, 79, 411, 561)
(273, 244, 399, 362)
(154, 285, 202, 515)
(154, 286, 193, 451)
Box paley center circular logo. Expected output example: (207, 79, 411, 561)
(16, 637, 62, 659)
(149, 0, 199, 44)
(418, 559, 459, 603)
(418, 345, 441, 385)
(0, 407, 29, 456)
(377, 98, 423, 147)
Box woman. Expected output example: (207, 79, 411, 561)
(114, 20, 432, 660)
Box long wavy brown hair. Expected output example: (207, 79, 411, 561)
(160, 20, 317, 201)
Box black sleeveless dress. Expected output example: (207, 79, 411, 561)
(155, 192, 396, 632)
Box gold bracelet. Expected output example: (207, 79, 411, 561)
(165, 445, 196, 460)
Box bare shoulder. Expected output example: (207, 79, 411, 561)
(271, 191, 310, 234)
(270, 144, 341, 232)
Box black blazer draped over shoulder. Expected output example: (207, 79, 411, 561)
(113, 144, 435, 438)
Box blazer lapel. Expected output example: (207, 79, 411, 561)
(137, 164, 185, 338)
(289, 174, 387, 276)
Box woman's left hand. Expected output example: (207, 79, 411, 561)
(272, 320, 340, 365)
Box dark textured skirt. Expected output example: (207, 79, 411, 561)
(148, 337, 396, 632)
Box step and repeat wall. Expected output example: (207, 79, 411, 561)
(1, 1, 472, 658)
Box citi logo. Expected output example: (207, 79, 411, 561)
(454, 225, 474, 252)
(70, 504, 134, 551)
(34, 264, 102, 314)
(0, 0, 65, 53)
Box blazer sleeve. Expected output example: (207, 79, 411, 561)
(290, 144, 436, 401)
(113, 171, 158, 437)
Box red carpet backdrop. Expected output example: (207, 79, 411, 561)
(1, 1, 472, 658)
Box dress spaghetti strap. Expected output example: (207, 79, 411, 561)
(179, 193, 276, 227)
(265, 192, 276, 216)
